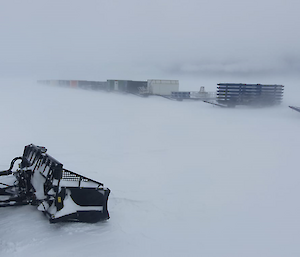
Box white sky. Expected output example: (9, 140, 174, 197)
(1, 0, 300, 80)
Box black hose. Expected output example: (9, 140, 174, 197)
(0, 156, 23, 176)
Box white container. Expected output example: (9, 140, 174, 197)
(147, 80, 179, 95)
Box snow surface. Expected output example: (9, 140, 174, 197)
(1, 79, 300, 257)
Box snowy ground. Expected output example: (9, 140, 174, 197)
(1, 79, 300, 257)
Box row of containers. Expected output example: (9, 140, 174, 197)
(37, 79, 216, 101)
(37, 80, 284, 106)
(38, 79, 178, 96)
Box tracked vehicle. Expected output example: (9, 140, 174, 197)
(0, 144, 110, 223)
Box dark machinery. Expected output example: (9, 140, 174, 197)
(0, 144, 110, 223)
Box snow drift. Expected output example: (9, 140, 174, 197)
(0, 79, 300, 257)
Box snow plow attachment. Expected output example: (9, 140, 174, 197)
(0, 144, 110, 223)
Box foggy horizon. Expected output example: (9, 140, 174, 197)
(1, 0, 300, 82)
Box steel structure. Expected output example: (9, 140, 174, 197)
(217, 83, 284, 107)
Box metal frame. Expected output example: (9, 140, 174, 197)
(0, 144, 110, 223)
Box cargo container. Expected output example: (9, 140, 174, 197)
(148, 80, 179, 96)
(107, 80, 147, 93)
(107, 80, 128, 92)
(70, 80, 78, 88)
